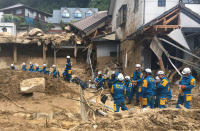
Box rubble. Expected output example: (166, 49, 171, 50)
(20, 78, 45, 94)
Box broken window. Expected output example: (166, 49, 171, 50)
(180, 0, 200, 4)
(116, 4, 127, 27)
(134, 0, 139, 13)
(158, 0, 166, 7)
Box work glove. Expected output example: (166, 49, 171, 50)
(180, 85, 186, 90)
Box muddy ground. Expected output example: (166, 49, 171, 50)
(0, 66, 200, 130)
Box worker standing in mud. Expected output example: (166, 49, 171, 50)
(10, 64, 15, 70)
(21, 63, 27, 71)
(41, 64, 49, 75)
(108, 71, 117, 88)
(35, 64, 40, 72)
(131, 64, 143, 106)
(29, 62, 34, 72)
(156, 71, 171, 108)
(95, 71, 105, 89)
(124, 76, 133, 104)
(111, 73, 128, 112)
(64, 56, 72, 82)
(176, 68, 196, 109)
(142, 69, 156, 108)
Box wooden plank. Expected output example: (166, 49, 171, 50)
(13, 45, 17, 64)
(43, 44, 47, 64)
(153, 25, 180, 29)
(164, 13, 179, 25)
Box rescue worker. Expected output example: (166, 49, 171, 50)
(176, 67, 196, 109)
(21, 62, 27, 71)
(35, 64, 40, 72)
(111, 73, 128, 112)
(124, 76, 133, 104)
(52, 64, 60, 78)
(142, 68, 156, 109)
(10, 64, 15, 70)
(65, 56, 72, 82)
(156, 71, 171, 108)
(95, 71, 105, 89)
(131, 64, 143, 105)
(108, 71, 117, 88)
(41, 64, 49, 75)
(29, 62, 34, 72)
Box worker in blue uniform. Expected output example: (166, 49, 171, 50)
(131, 64, 143, 105)
(176, 67, 196, 109)
(35, 64, 40, 72)
(10, 64, 15, 70)
(41, 64, 49, 75)
(65, 56, 72, 82)
(111, 73, 128, 112)
(29, 62, 34, 72)
(52, 64, 60, 78)
(142, 68, 156, 109)
(95, 71, 105, 89)
(156, 71, 171, 108)
(108, 71, 117, 88)
(21, 62, 27, 71)
(124, 76, 133, 104)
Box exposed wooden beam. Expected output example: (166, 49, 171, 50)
(164, 13, 179, 25)
(153, 25, 180, 29)
(43, 44, 47, 64)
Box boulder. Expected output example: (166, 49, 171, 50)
(20, 78, 45, 94)
(29, 28, 43, 36)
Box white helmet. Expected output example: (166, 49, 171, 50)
(52, 64, 56, 68)
(22, 62, 26, 65)
(125, 76, 131, 80)
(30, 62, 32, 64)
(11, 64, 14, 67)
(182, 67, 191, 75)
(117, 73, 124, 81)
(111, 71, 115, 75)
(66, 56, 70, 59)
(136, 64, 141, 68)
(35, 64, 39, 67)
(155, 76, 160, 80)
(98, 71, 102, 75)
(43, 64, 47, 67)
(157, 70, 165, 75)
(145, 68, 152, 74)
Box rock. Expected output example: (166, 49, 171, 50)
(29, 28, 43, 36)
(20, 78, 45, 94)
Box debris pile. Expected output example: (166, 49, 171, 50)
(0, 28, 82, 46)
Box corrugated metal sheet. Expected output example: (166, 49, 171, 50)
(96, 44, 117, 57)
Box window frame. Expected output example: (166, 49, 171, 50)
(158, 0, 166, 7)
(74, 9, 82, 18)
(62, 9, 70, 18)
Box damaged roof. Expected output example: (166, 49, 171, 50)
(70, 11, 108, 36)
(128, 3, 200, 39)
(93, 32, 119, 42)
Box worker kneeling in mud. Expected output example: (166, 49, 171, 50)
(111, 73, 128, 112)
(156, 71, 171, 108)
(29, 62, 34, 72)
(35, 64, 40, 72)
(21, 62, 27, 71)
(176, 67, 196, 109)
(124, 76, 133, 104)
(10, 64, 15, 70)
(142, 68, 156, 109)
(131, 64, 143, 106)
(95, 71, 105, 89)
(40, 64, 49, 75)
(108, 71, 117, 88)
(52, 64, 60, 78)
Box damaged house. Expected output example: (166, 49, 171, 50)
(109, 0, 200, 76)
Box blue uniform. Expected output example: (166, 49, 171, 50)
(111, 81, 128, 112)
(156, 77, 171, 108)
(125, 81, 133, 103)
(95, 76, 105, 89)
(35, 66, 40, 72)
(64, 60, 72, 82)
(176, 75, 195, 109)
(131, 71, 143, 103)
(22, 65, 27, 71)
(40, 67, 49, 75)
(53, 69, 60, 78)
(108, 75, 117, 88)
(11, 66, 15, 70)
(142, 76, 156, 108)
(29, 64, 34, 72)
